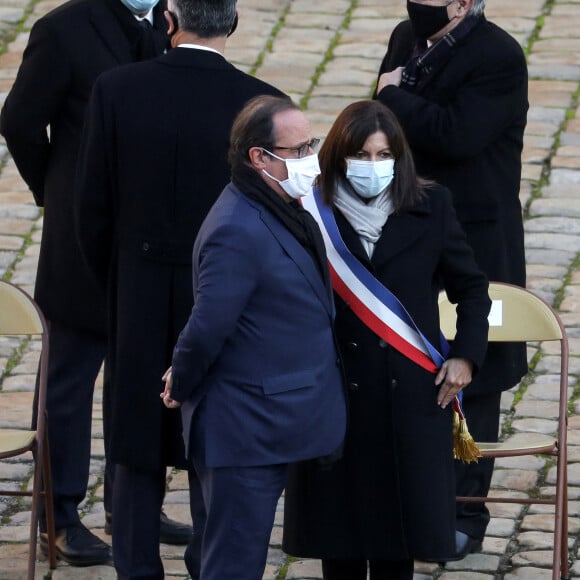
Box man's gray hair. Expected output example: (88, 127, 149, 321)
(171, 0, 237, 38)
(467, 0, 486, 16)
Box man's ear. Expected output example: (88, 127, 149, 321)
(456, 0, 472, 15)
(164, 10, 177, 35)
(248, 147, 268, 170)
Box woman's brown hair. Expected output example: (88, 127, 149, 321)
(317, 100, 428, 211)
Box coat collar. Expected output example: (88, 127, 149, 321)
(89, 0, 168, 64)
(335, 193, 431, 269)
(156, 46, 232, 69)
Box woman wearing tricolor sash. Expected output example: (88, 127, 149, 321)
(283, 100, 491, 578)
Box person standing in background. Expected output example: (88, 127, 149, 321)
(0, 0, 190, 567)
(374, 0, 528, 560)
(74, 2, 285, 577)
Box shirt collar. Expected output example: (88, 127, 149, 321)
(177, 43, 222, 55)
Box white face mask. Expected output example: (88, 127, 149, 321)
(346, 159, 395, 199)
(262, 150, 321, 199)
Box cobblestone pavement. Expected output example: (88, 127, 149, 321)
(0, 0, 579, 578)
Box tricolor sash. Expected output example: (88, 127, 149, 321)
(302, 188, 449, 373)
(302, 187, 481, 462)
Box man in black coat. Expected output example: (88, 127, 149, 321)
(74, 0, 284, 577)
(0, 0, 191, 567)
(375, 0, 529, 560)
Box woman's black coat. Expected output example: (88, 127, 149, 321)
(283, 185, 490, 561)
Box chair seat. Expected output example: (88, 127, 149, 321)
(478, 433, 557, 457)
(0, 429, 36, 457)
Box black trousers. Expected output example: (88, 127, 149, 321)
(113, 464, 199, 579)
(455, 391, 502, 540)
(322, 558, 414, 580)
(34, 321, 111, 531)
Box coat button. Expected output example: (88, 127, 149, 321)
(347, 341, 358, 351)
(391, 379, 398, 389)
(348, 382, 359, 392)
(336, 358, 341, 366)
(142, 242, 150, 251)
(379, 339, 388, 349)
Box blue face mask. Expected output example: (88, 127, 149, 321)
(119, 0, 159, 16)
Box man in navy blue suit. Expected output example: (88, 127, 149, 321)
(162, 95, 347, 580)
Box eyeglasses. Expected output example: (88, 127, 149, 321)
(272, 138, 320, 159)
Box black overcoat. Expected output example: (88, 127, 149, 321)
(375, 17, 528, 394)
(74, 48, 283, 471)
(0, 0, 168, 333)
(283, 186, 490, 561)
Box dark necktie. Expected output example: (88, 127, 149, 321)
(137, 17, 157, 60)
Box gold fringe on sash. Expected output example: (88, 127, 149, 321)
(452, 406, 482, 463)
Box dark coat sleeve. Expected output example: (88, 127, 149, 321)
(436, 188, 490, 372)
(0, 17, 71, 205)
(171, 221, 262, 403)
(376, 24, 528, 161)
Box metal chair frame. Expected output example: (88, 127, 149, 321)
(439, 281, 569, 580)
(0, 280, 57, 578)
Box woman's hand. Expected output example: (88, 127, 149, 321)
(435, 358, 474, 409)
(160, 366, 181, 409)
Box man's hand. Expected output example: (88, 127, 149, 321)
(160, 367, 181, 409)
(377, 67, 404, 93)
(435, 358, 474, 409)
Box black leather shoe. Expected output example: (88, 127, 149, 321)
(104, 510, 193, 545)
(451, 530, 483, 560)
(420, 530, 483, 564)
(159, 511, 193, 545)
(39, 524, 112, 567)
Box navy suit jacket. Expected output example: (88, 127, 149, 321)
(171, 184, 347, 468)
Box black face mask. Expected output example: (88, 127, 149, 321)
(406, 1, 451, 40)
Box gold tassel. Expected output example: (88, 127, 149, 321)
(453, 408, 482, 463)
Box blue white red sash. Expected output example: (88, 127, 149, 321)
(302, 187, 450, 375)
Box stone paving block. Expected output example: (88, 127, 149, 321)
(444, 553, 501, 572)
(494, 455, 545, 471)
(491, 469, 539, 492)
(52, 565, 117, 579)
(482, 536, 511, 555)
(547, 461, 580, 486)
(287, 558, 322, 579)
(487, 517, 517, 537)
(525, 248, 576, 267)
(504, 567, 554, 579)
(521, 513, 580, 534)
(0, 391, 34, 426)
(0, 461, 31, 481)
(525, 232, 580, 252)
(439, 574, 493, 579)
(413, 560, 439, 574)
(510, 417, 558, 435)
(525, 216, 580, 235)
(515, 399, 560, 420)
(525, 377, 565, 401)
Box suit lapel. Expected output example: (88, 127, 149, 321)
(89, 1, 134, 64)
(259, 210, 333, 316)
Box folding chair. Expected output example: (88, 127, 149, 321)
(439, 281, 569, 580)
(0, 280, 57, 578)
